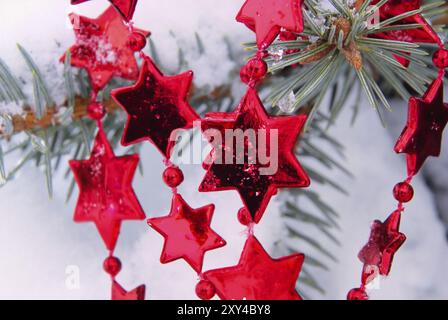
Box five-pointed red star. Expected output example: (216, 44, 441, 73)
(394, 77, 448, 175)
(69, 130, 145, 251)
(111, 56, 199, 158)
(71, 0, 139, 22)
(112, 280, 145, 300)
(358, 210, 406, 276)
(236, 0, 304, 49)
(63, 6, 150, 91)
(148, 194, 226, 273)
(370, 0, 441, 66)
(203, 235, 304, 300)
(199, 88, 310, 223)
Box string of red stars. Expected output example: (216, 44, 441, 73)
(67, 0, 149, 300)
(185, 0, 311, 300)
(347, 7, 448, 299)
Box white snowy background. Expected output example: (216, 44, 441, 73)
(0, 0, 447, 300)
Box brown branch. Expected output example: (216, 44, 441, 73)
(2, 96, 120, 136)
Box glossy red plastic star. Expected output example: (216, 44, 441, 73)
(203, 236, 304, 300)
(371, 0, 441, 66)
(394, 76, 448, 175)
(63, 6, 150, 91)
(236, 0, 304, 49)
(71, 0, 138, 21)
(112, 281, 145, 300)
(69, 130, 145, 251)
(358, 211, 406, 276)
(111, 56, 199, 158)
(148, 194, 226, 273)
(199, 88, 310, 223)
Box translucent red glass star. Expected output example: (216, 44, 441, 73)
(148, 194, 226, 273)
(112, 280, 145, 300)
(202, 236, 304, 300)
(111, 56, 199, 158)
(358, 210, 406, 276)
(63, 6, 150, 91)
(236, 0, 304, 49)
(199, 88, 310, 223)
(69, 130, 146, 251)
(394, 77, 448, 175)
(71, 0, 139, 22)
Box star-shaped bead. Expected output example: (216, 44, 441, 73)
(71, 0, 139, 22)
(236, 0, 304, 49)
(199, 88, 310, 223)
(112, 280, 145, 300)
(203, 235, 304, 300)
(148, 194, 226, 273)
(370, 0, 441, 66)
(394, 77, 448, 175)
(63, 6, 150, 91)
(111, 56, 199, 158)
(358, 210, 406, 276)
(69, 130, 146, 251)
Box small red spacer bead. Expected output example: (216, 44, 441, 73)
(128, 32, 147, 52)
(103, 256, 122, 277)
(393, 182, 414, 203)
(237, 207, 253, 226)
(433, 48, 448, 69)
(195, 280, 216, 300)
(347, 287, 368, 300)
(163, 166, 184, 188)
(240, 57, 268, 86)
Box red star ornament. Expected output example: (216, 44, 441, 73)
(370, 0, 441, 66)
(394, 76, 448, 175)
(71, 0, 139, 22)
(236, 0, 304, 49)
(199, 88, 310, 223)
(148, 194, 226, 273)
(112, 281, 146, 300)
(69, 130, 146, 251)
(203, 235, 304, 300)
(358, 211, 406, 276)
(111, 56, 199, 158)
(63, 6, 150, 91)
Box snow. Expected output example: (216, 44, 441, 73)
(0, 0, 447, 300)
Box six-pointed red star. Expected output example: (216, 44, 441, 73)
(69, 130, 146, 251)
(71, 0, 139, 22)
(394, 76, 448, 175)
(111, 56, 199, 158)
(203, 235, 304, 300)
(236, 0, 304, 49)
(199, 88, 310, 223)
(63, 6, 150, 91)
(148, 194, 226, 273)
(358, 210, 406, 276)
(112, 280, 146, 300)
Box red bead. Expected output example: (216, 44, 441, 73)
(433, 48, 448, 69)
(393, 182, 414, 203)
(237, 207, 253, 226)
(347, 288, 368, 300)
(128, 32, 147, 52)
(103, 256, 122, 276)
(163, 166, 184, 188)
(195, 280, 216, 300)
(240, 57, 267, 86)
(87, 102, 106, 120)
